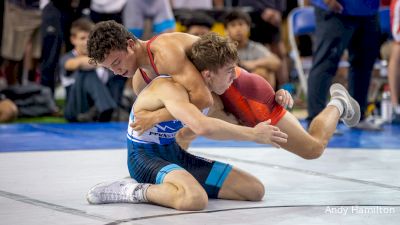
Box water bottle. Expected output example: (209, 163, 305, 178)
(381, 84, 392, 123)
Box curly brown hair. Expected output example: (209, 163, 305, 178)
(87, 20, 137, 65)
(187, 32, 238, 72)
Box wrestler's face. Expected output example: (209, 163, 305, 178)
(100, 39, 138, 78)
(225, 19, 250, 44)
(206, 63, 236, 95)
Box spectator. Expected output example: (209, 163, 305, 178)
(1, 0, 41, 86)
(185, 12, 214, 36)
(238, 0, 289, 87)
(388, 0, 400, 123)
(40, 0, 90, 94)
(307, 0, 381, 130)
(123, 0, 176, 39)
(0, 94, 18, 123)
(90, 0, 126, 23)
(59, 18, 118, 122)
(170, 0, 224, 10)
(223, 9, 281, 89)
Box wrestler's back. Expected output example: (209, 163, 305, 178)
(132, 32, 200, 94)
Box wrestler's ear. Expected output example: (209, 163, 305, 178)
(201, 70, 211, 81)
(127, 39, 136, 50)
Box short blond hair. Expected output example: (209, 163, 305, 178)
(187, 32, 238, 72)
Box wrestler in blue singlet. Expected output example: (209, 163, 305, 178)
(126, 76, 232, 198)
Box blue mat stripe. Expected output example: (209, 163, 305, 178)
(0, 122, 399, 152)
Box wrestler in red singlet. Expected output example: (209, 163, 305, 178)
(139, 36, 287, 127)
(220, 67, 286, 127)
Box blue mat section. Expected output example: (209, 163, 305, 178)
(1, 122, 400, 152)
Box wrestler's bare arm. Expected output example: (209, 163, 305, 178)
(155, 34, 213, 110)
(150, 79, 287, 146)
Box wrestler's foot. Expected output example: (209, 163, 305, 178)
(330, 83, 361, 127)
(86, 178, 149, 204)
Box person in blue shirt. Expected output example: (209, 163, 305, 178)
(307, 0, 381, 130)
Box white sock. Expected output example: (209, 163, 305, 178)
(328, 98, 344, 117)
(132, 183, 151, 203)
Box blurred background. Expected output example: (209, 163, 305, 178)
(0, 0, 397, 133)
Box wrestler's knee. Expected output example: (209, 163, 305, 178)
(227, 169, 265, 201)
(301, 141, 324, 160)
(246, 178, 265, 201)
(174, 184, 208, 211)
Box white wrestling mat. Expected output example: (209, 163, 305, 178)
(0, 147, 399, 225)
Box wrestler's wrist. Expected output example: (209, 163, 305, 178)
(249, 128, 259, 142)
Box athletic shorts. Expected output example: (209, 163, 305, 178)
(1, 2, 42, 61)
(391, 0, 400, 42)
(127, 140, 233, 198)
(122, 0, 176, 38)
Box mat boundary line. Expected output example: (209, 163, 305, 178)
(104, 204, 400, 225)
(0, 190, 113, 222)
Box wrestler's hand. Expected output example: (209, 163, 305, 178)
(275, 89, 294, 109)
(130, 110, 158, 135)
(253, 120, 288, 148)
(176, 127, 197, 150)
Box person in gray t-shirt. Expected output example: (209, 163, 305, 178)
(223, 9, 281, 89)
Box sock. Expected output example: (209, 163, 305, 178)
(132, 183, 151, 203)
(328, 98, 344, 117)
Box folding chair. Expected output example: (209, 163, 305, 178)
(287, 6, 316, 96)
(379, 7, 391, 36)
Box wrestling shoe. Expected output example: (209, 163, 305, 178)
(330, 83, 361, 127)
(86, 178, 148, 204)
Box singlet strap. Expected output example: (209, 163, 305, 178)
(146, 35, 160, 75)
(139, 35, 160, 84)
(139, 68, 152, 84)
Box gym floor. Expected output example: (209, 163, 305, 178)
(0, 122, 399, 225)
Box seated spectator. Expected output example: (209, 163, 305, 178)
(223, 9, 281, 89)
(185, 12, 214, 36)
(0, 94, 18, 123)
(59, 18, 119, 122)
(0, 83, 58, 118)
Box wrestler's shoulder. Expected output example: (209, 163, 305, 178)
(153, 32, 199, 51)
(150, 76, 184, 90)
